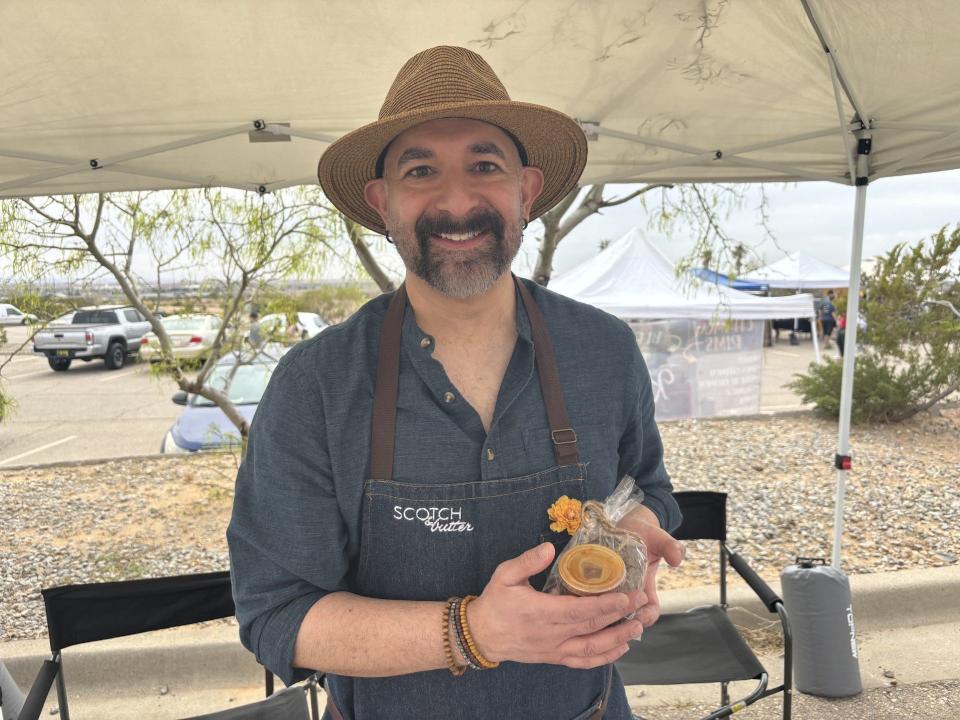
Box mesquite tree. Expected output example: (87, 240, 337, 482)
(0, 188, 343, 443)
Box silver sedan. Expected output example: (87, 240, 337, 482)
(139, 314, 222, 362)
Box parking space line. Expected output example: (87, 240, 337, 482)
(97, 369, 139, 383)
(0, 435, 78, 466)
(7, 356, 40, 363)
(768, 350, 802, 358)
(4, 369, 51, 380)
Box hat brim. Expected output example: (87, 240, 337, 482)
(317, 100, 588, 235)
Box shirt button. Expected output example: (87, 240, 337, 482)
(486, 448, 495, 461)
(420, 337, 431, 349)
(443, 391, 456, 403)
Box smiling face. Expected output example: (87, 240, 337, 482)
(363, 118, 544, 299)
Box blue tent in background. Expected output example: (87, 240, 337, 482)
(690, 268, 768, 292)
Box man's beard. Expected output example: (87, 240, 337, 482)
(391, 207, 521, 299)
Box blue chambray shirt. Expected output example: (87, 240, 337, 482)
(227, 279, 681, 686)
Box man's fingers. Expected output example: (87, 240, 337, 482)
(645, 527, 686, 567)
(491, 542, 556, 587)
(557, 618, 642, 658)
(557, 619, 642, 667)
(550, 592, 631, 625)
(637, 603, 661, 627)
(565, 590, 646, 634)
(562, 643, 631, 670)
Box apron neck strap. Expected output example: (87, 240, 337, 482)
(369, 277, 580, 481)
(513, 278, 581, 468)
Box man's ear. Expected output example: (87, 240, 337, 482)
(363, 178, 388, 222)
(519, 166, 545, 218)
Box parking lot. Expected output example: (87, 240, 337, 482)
(0, 321, 822, 467)
(0, 324, 182, 466)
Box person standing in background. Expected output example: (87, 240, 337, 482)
(820, 291, 837, 346)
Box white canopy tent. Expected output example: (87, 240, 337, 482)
(550, 228, 818, 323)
(742, 252, 850, 290)
(3, 0, 959, 568)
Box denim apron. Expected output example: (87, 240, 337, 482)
(324, 279, 631, 720)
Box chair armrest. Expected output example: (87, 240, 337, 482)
(726, 547, 782, 612)
(19, 659, 59, 720)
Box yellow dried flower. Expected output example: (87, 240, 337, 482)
(548, 495, 583, 536)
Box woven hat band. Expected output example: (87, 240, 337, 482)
(379, 47, 511, 119)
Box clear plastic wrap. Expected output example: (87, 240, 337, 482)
(543, 476, 648, 604)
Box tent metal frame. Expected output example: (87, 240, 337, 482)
(0, 2, 955, 575)
(567, 0, 904, 572)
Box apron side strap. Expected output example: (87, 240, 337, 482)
(369, 285, 407, 482)
(515, 278, 581, 467)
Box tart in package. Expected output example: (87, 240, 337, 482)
(543, 475, 648, 608)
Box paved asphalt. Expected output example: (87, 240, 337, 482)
(0, 322, 823, 467)
(0, 324, 182, 466)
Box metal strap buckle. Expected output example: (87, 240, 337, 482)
(551, 428, 578, 445)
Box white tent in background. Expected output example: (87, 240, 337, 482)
(550, 229, 817, 322)
(742, 252, 850, 290)
(3, 1, 959, 567)
(551, 230, 820, 421)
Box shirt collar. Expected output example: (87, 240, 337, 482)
(399, 278, 534, 355)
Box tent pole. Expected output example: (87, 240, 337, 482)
(811, 314, 821, 363)
(832, 129, 872, 569)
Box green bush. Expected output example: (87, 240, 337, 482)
(790, 227, 959, 422)
(787, 354, 914, 423)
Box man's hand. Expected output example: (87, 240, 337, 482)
(468, 543, 646, 670)
(618, 505, 685, 628)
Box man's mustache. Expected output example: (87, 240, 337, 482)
(415, 209, 505, 242)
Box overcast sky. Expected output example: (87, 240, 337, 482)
(526, 168, 960, 279)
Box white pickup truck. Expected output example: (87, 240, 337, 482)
(33, 305, 152, 371)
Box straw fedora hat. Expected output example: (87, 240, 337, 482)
(317, 45, 588, 235)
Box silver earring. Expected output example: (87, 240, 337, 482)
(522, 219, 529, 231)
(385, 231, 394, 244)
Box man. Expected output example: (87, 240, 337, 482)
(820, 291, 837, 345)
(228, 46, 683, 719)
(247, 310, 263, 349)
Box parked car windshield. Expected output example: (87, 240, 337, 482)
(73, 310, 118, 324)
(162, 316, 208, 332)
(192, 362, 275, 406)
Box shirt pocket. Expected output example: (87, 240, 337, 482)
(522, 422, 620, 500)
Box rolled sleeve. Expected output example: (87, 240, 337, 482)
(227, 354, 348, 686)
(617, 333, 683, 533)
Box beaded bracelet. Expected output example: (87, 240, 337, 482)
(442, 597, 466, 677)
(459, 595, 500, 670)
(450, 598, 482, 671)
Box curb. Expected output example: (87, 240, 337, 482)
(0, 449, 237, 473)
(4, 624, 262, 695)
(660, 564, 960, 632)
(5, 566, 958, 694)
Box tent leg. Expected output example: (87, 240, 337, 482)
(832, 131, 871, 570)
(811, 317, 821, 363)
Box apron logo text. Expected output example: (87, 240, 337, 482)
(392, 505, 474, 533)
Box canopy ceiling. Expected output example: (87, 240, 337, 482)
(741, 251, 851, 290)
(549, 229, 815, 320)
(2, 1, 960, 199)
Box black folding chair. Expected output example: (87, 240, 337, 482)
(616, 491, 793, 720)
(19, 571, 319, 720)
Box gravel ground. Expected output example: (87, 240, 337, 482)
(2, 408, 958, 642)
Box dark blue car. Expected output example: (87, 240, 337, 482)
(160, 346, 286, 453)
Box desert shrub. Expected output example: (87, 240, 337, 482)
(789, 226, 959, 422)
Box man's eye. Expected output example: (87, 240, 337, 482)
(406, 166, 434, 178)
(474, 161, 501, 173)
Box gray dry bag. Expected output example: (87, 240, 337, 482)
(780, 557, 863, 697)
